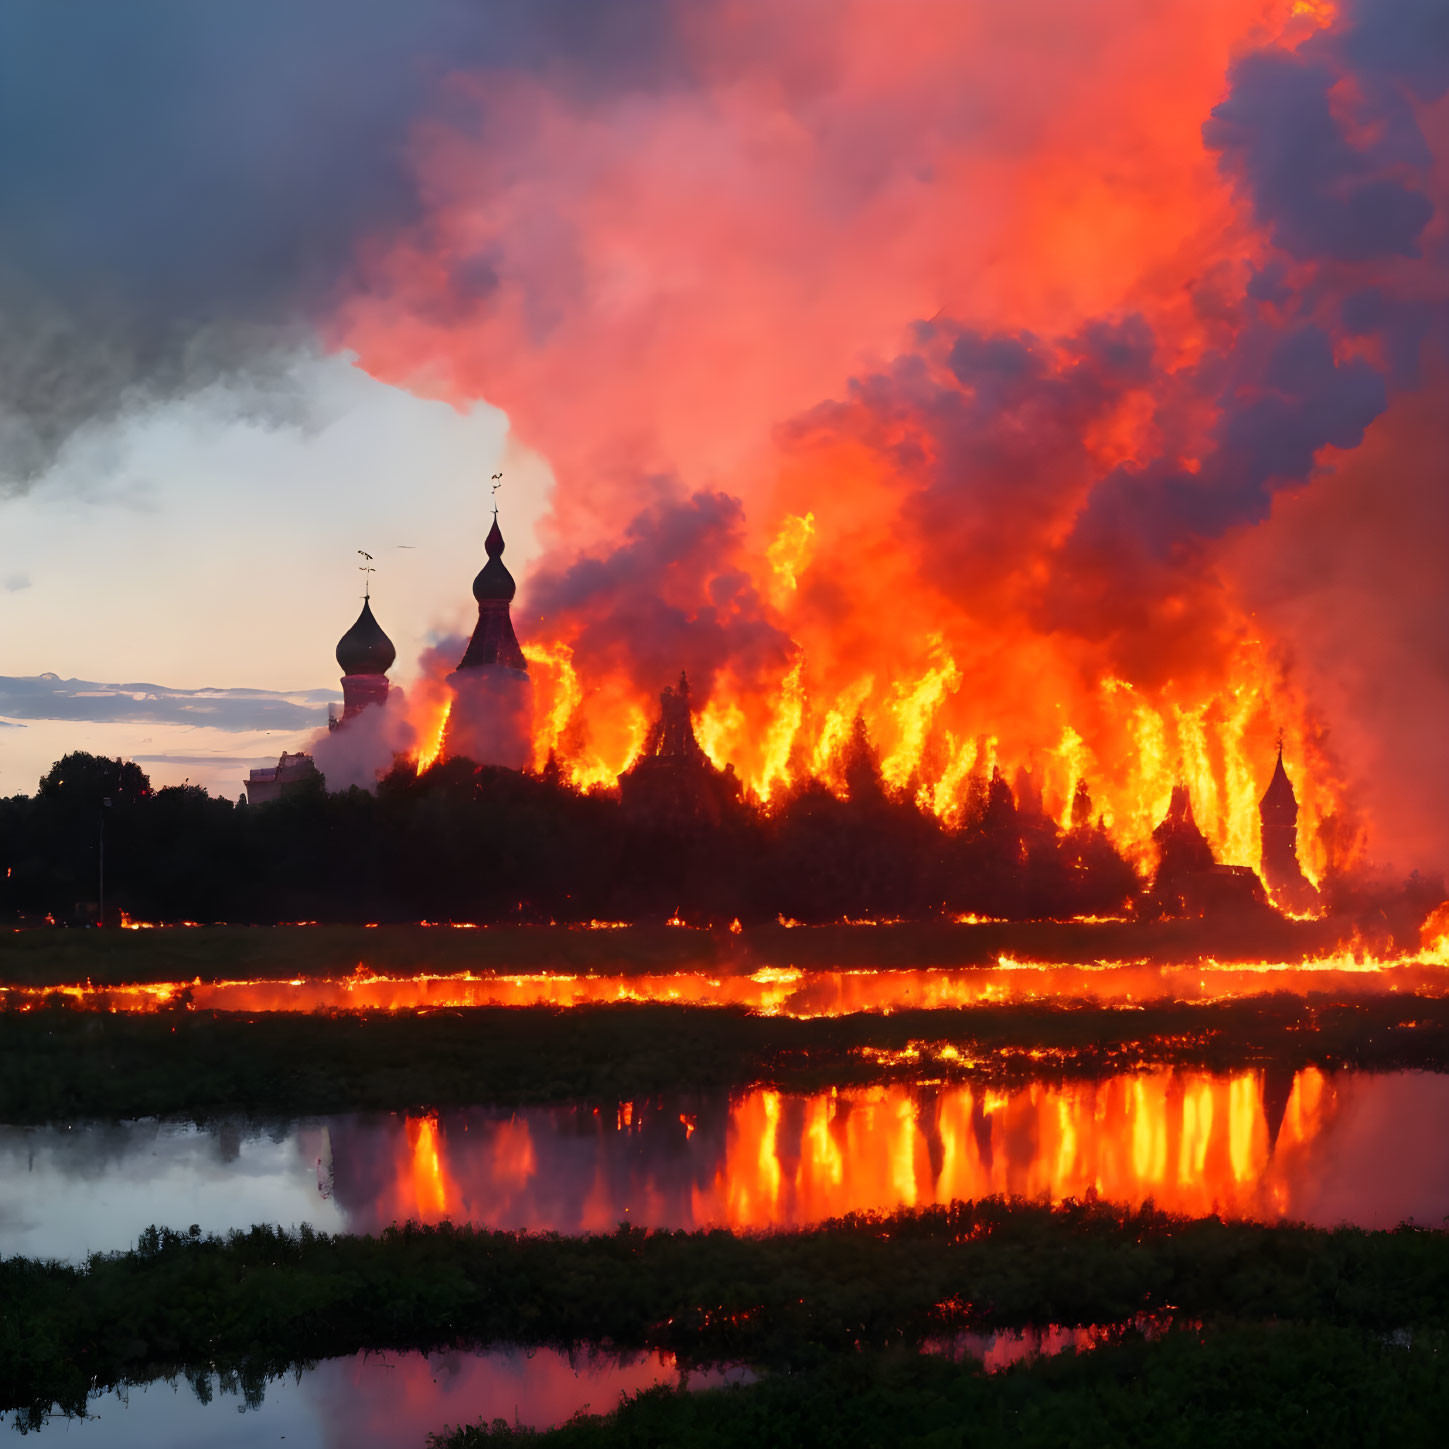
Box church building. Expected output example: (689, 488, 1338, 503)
(440, 510, 532, 768)
(619, 672, 739, 826)
(1258, 742, 1320, 914)
(329, 595, 397, 729)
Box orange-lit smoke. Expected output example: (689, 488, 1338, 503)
(333, 0, 1431, 875)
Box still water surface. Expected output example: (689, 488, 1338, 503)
(5, 1346, 717, 1445)
(5, 1327, 1157, 1443)
(4, 1069, 1448, 1262)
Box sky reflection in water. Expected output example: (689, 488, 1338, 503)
(3, 1347, 707, 1446)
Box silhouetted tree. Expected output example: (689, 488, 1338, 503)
(38, 752, 151, 808)
(0, 749, 1158, 925)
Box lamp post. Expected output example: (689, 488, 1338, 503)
(98, 797, 112, 927)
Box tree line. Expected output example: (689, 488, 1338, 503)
(0, 739, 1149, 925)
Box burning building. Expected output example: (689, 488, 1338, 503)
(619, 673, 739, 826)
(256, 588, 407, 801)
(1148, 784, 1266, 919)
(1259, 744, 1320, 915)
(310, 584, 415, 793)
(440, 511, 532, 769)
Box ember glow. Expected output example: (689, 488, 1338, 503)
(8, 947, 1449, 1016)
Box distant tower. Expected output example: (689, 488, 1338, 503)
(442, 505, 532, 768)
(1258, 741, 1319, 913)
(618, 672, 737, 826)
(1149, 782, 1265, 918)
(645, 672, 706, 763)
(455, 514, 528, 677)
(330, 596, 396, 730)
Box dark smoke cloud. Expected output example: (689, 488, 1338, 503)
(770, 311, 1257, 691)
(1206, 0, 1448, 269)
(762, 0, 1448, 692)
(1064, 321, 1386, 572)
(1203, 0, 1449, 868)
(1203, 49, 1432, 263)
(528, 490, 795, 698)
(1340, 0, 1449, 104)
(1055, 0, 1447, 623)
(785, 316, 1157, 626)
(0, 0, 680, 490)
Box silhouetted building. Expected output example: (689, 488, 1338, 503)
(244, 751, 321, 805)
(329, 597, 396, 731)
(1148, 783, 1266, 917)
(619, 673, 738, 826)
(456, 515, 528, 675)
(1259, 743, 1320, 914)
(443, 511, 531, 768)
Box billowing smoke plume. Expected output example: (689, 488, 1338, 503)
(1213, 0, 1449, 869)
(328, 0, 1449, 870)
(443, 672, 532, 771)
(310, 689, 416, 794)
(0, 0, 680, 489)
(529, 490, 795, 699)
(13, 1, 1449, 870)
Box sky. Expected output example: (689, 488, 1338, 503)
(2, 0, 1448, 872)
(0, 355, 550, 796)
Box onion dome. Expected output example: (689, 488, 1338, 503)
(472, 516, 517, 603)
(335, 597, 396, 677)
(1260, 744, 1298, 823)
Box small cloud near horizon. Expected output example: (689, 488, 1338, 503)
(0, 674, 337, 732)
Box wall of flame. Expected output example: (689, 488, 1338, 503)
(331, 0, 1449, 877)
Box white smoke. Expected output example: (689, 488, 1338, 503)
(444, 669, 532, 769)
(311, 687, 417, 793)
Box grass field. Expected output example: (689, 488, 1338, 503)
(4, 991, 1449, 1122)
(7, 1201, 1449, 1425)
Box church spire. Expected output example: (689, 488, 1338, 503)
(1258, 740, 1318, 914)
(456, 505, 527, 674)
(1260, 735, 1298, 826)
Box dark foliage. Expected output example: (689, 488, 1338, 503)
(0, 749, 1144, 925)
(7, 1202, 1449, 1424)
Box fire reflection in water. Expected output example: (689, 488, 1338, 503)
(323, 1067, 1444, 1237)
